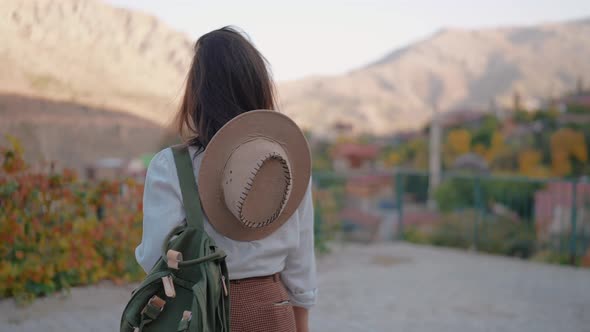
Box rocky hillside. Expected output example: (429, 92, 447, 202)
(280, 18, 590, 135)
(0, 0, 191, 167)
(0, 94, 164, 171)
(0, 0, 193, 125)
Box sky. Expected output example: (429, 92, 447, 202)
(105, 0, 590, 82)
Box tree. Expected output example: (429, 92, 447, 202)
(473, 143, 487, 158)
(550, 128, 588, 177)
(518, 149, 544, 177)
(485, 132, 505, 162)
(383, 151, 402, 168)
(412, 142, 429, 170)
(471, 115, 499, 147)
(444, 129, 471, 166)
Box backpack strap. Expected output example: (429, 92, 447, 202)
(171, 144, 204, 231)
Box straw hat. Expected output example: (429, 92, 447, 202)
(198, 110, 311, 241)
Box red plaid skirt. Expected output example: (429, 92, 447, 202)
(229, 273, 296, 332)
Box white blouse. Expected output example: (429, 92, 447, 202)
(135, 146, 318, 308)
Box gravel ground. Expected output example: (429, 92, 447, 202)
(2, 243, 589, 332)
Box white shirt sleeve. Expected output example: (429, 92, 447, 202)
(135, 149, 185, 273)
(280, 178, 318, 308)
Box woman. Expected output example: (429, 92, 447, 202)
(135, 27, 317, 332)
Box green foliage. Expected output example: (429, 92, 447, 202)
(313, 202, 330, 253)
(314, 174, 346, 190)
(311, 141, 333, 172)
(403, 174, 430, 203)
(429, 215, 472, 249)
(567, 104, 590, 114)
(312, 156, 332, 172)
(531, 250, 574, 266)
(531, 129, 553, 165)
(435, 177, 543, 219)
(478, 218, 536, 258)
(401, 227, 432, 244)
(471, 115, 500, 148)
(484, 180, 542, 219)
(532, 110, 558, 129)
(399, 138, 428, 169)
(405, 211, 537, 258)
(435, 179, 475, 211)
(514, 110, 532, 123)
(357, 133, 376, 144)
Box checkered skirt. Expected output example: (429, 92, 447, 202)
(229, 274, 296, 332)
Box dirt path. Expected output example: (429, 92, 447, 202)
(2, 243, 590, 331)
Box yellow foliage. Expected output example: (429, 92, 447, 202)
(6, 135, 23, 155)
(550, 128, 588, 176)
(384, 151, 402, 167)
(0, 139, 145, 301)
(473, 143, 487, 157)
(335, 136, 356, 144)
(446, 129, 471, 155)
(551, 150, 572, 176)
(413, 149, 429, 170)
(518, 149, 542, 176)
(485, 132, 505, 162)
(442, 129, 472, 167)
(2, 135, 27, 174)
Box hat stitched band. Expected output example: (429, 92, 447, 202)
(236, 152, 292, 228)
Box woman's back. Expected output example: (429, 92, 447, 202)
(136, 146, 317, 306)
(135, 27, 317, 332)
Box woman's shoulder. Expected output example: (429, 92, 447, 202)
(145, 147, 176, 178)
(149, 145, 203, 164)
(146, 145, 205, 185)
(149, 147, 174, 167)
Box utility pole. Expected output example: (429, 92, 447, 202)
(428, 103, 441, 209)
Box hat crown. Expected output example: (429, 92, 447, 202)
(221, 138, 292, 228)
(198, 110, 311, 241)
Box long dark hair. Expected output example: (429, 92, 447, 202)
(175, 26, 277, 150)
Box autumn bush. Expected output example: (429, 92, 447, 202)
(405, 211, 537, 258)
(0, 137, 145, 302)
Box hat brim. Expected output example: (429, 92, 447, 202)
(198, 110, 311, 241)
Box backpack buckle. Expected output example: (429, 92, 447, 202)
(167, 250, 183, 269)
(182, 311, 192, 322)
(162, 275, 176, 298)
(141, 295, 166, 319)
(177, 311, 192, 331)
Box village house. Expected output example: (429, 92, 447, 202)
(440, 109, 488, 130)
(557, 91, 590, 110)
(330, 142, 380, 172)
(534, 182, 590, 244)
(339, 173, 397, 242)
(85, 157, 148, 181)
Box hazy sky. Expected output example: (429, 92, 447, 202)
(105, 0, 590, 82)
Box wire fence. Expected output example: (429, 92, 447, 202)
(312, 170, 590, 265)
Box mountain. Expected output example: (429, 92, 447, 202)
(0, 0, 193, 167)
(0, 94, 164, 172)
(0, 0, 192, 124)
(1, 0, 590, 165)
(280, 18, 590, 136)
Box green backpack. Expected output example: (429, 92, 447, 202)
(120, 145, 231, 332)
